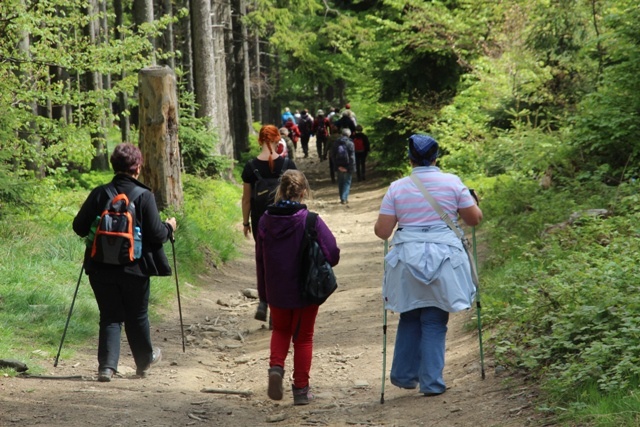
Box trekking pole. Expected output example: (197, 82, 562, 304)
(170, 232, 186, 353)
(54, 265, 84, 367)
(472, 226, 486, 379)
(381, 239, 388, 404)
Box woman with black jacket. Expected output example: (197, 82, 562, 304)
(73, 143, 177, 382)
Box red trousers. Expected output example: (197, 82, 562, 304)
(269, 304, 319, 388)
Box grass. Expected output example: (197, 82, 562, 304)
(0, 172, 242, 373)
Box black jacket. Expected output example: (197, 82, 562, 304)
(73, 174, 172, 277)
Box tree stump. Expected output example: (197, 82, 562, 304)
(138, 66, 183, 210)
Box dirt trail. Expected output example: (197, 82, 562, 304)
(0, 140, 541, 427)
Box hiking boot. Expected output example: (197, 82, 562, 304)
(136, 348, 162, 378)
(97, 368, 115, 382)
(255, 301, 268, 322)
(267, 366, 284, 400)
(292, 385, 313, 405)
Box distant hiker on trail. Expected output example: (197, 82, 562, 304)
(73, 143, 177, 382)
(326, 123, 340, 183)
(373, 134, 482, 397)
(312, 109, 331, 161)
(343, 103, 357, 126)
(297, 109, 314, 159)
(330, 128, 356, 205)
(281, 107, 295, 126)
(255, 169, 340, 405)
(335, 110, 356, 133)
(284, 117, 301, 151)
(352, 124, 371, 181)
(279, 127, 295, 160)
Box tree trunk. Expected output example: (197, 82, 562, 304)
(16, 10, 44, 178)
(230, 0, 253, 155)
(114, 0, 131, 142)
(190, 0, 216, 120)
(252, 33, 262, 124)
(85, 0, 109, 171)
(157, 0, 175, 69)
(138, 66, 183, 210)
(211, 0, 233, 161)
(133, 0, 156, 65)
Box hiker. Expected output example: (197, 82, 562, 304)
(326, 123, 340, 183)
(335, 110, 356, 133)
(297, 109, 314, 159)
(281, 107, 295, 126)
(284, 117, 301, 151)
(312, 109, 331, 161)
(255, 169, 340, 405)
(352, 124, 371, 181)
(343, 103, 357, 126)
(373, 134, 482, 397)
(241, 124, 297, 241)
(330, 128, 356, 204)
(279, 127, 295, 160)
(72, 143, 176, 382)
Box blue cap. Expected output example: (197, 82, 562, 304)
(408, 134, 438, 166)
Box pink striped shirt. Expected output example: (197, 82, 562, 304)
(379, 166, 475, 227)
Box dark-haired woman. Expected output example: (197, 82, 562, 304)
(374, 134, 482, 397)
(73, 143, 177, 382)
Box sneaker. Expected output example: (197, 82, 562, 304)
(136, 348, 162, 378)
(292, 385, 313, 405)
(267, 366, 284, 400)
(97, 368, 115, 382)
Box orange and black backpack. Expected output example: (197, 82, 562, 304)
(91, 184, 146, 265)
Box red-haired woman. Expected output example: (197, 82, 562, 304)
(241, 124, 298, 240)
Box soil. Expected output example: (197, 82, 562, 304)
(0, 140, 545, 427)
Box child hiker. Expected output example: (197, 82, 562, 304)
(255, 170, 340, 405)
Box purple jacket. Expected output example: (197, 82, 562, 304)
(256, 206, 340, 308)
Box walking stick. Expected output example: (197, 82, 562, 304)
(381, 239, 388, 404)
(54, 265, 84, 367)
(170, 232, 186, 353)
(472, 226, 486, 379)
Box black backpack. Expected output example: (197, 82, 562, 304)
(250, 158, 290, 224)
(299, 212, 337, 305)
(91, 184, 146, 265)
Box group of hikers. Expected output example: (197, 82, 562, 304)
(72, 113, 483, 409)
(277, 104, 371, 205)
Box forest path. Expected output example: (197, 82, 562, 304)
(0, 139, 541, 427)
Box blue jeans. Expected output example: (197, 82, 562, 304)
(390, 307, 449, 394)
(337, 171, 352, 203)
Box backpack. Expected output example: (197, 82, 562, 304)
(91, 184, 146, 265)
(299, 212, 337, 305)
(251, 158, 290, 223)
(315, 119, 327, 138)
(334, 140, 350, 168)
(353, 135, 365, 152)
(298, 115, 313, 135)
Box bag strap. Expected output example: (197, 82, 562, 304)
(104, 183, 147, 207)
(252, 159, 263, 181)
(409, 174, 463, 240)
(409, 173, 479, 285)
(305, 211, 318, 239)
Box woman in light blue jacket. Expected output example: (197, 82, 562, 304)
(374, 134, 482, 396)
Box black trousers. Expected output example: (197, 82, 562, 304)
(89, 273, 154, 372)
